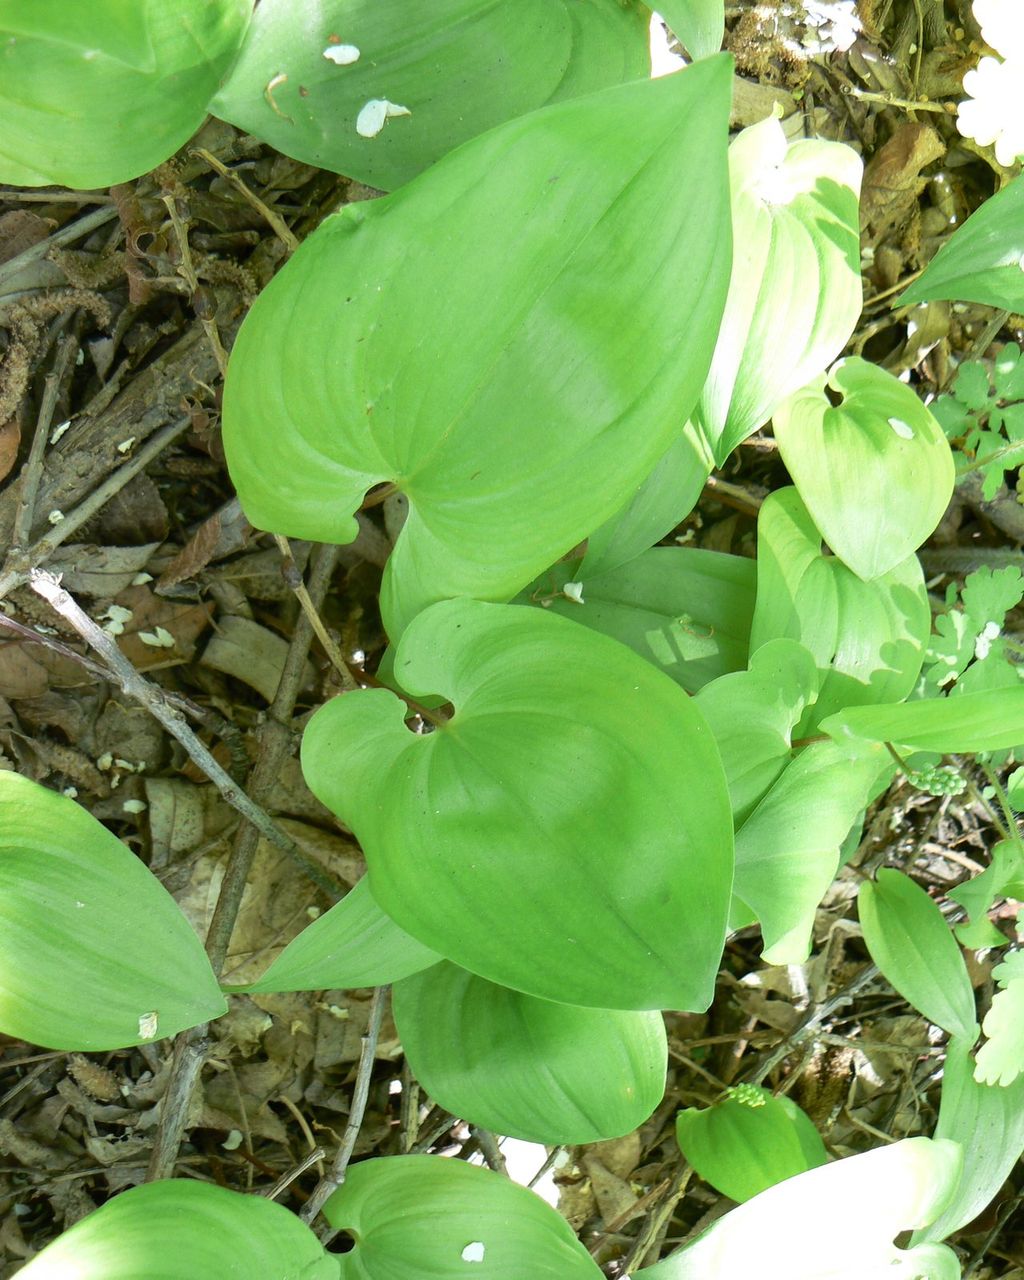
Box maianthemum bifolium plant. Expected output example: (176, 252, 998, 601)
(4, 0, 1024, 1276)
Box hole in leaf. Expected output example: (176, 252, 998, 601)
(326, 1230, 357, 1254)
(825, 383, 844, 408)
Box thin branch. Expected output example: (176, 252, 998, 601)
(144, 1033, 209, 1182)
(204, 542, 345, 973)
(303, 985, 390, 1229)
(190, 148, 299, 253)
(12, 337, 76, 551)
(28, 571, 318, 874)
(273, 535, 357, 690)
(147, 543, 344, 1181)
(0, 417, 191, 600)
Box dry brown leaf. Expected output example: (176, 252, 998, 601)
(113, 583, 213, 670)
(157, 497, 252, 590)
(0, 419, 20, 485)
(0, 640, 85, 698)
(0, 209, 55, 264)
(201, 614, 308, 702)
(582, 1154, 640, 1228)
(860, 122, 946, 243)
(50, 542, 162, 598)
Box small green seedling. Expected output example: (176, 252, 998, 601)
(932, 345, 1024, 501)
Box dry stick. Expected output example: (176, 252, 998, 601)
(260, 1145, 328, 1202)
(28, 571, 315, 872)
(11, 337, 76, 552)
(147, 544, 343, 1181)
(470, 1126, 509, 1177)
(619, 1164, 693, 1273)
(190, 148, 299, 254)
(302, 984, 390, 1230)
(0, 205, 118, 296)
(963, 1186, 1024, 1278)
(0, 416, 192, 599)
(745, 963, 880, 1087)
(273, 535, 357, 690)
(0, 611, 117, 685)
(205, 541, 344, 972)
(144, 1033, 209, 1184)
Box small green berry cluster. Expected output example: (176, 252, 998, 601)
(727, 1082, 767, 1108)
(907, 765, 967, 797)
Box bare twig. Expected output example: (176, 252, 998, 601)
(303, 985, 390, 1229)
(745, 964, 880, 1086)
(0, 205, 118, 296)
(0, 416, 191, 599)
(619, 1163, 693, 1273)
(273, 535, 357, 690)
(204, 542, 345, 973)
(146, 543, 344, 1180)
(470, 1127, 509, 1177)
(145, 1033, 209, 1182)
(259, 1145, 327, 1202)
(190, 148, 299, 254)
(28, 571, 310, 867)
(11, 337, 76, 551)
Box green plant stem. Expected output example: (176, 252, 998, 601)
(978, 761, 1024, 856)
(955, 437, 1024, 478)
(950, 755, 1011, 843)
(303, 984, 390, 1230)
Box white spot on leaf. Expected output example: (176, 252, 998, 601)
(323, 43, 360, 64)
(138, 1011, 159, 1040)
(975, 619, 1001, 661)
(461, 1242, 486, 1263)
(356, 98, 411, 138)
(887, 416, 915, 439)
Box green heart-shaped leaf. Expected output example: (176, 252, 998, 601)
(0, 773, 225, 1050)
(750, 487, 931, 732)
(638, 1139, 962, 1280)
(858, 870, 978, 1043)
(301, 599, 734, 1011)
(524, 545, 756, 694)
(819, 688, 1024, 755)
(900, 174, 1024, 313)
(694, 638, 819, 826)
(0, 0, 251, 188)
(18, 1179, 337, 1280)
(773, 358, 955, 581)
(326, 1156, 602, 1278)
(913, 1037, 1024, 1244)
(223, 58, 734, 638)
(393, 961, 666, 1144)
(692, 114, 862, 464)
(227, 877, 442, 994)
(733, 740, 891, 963)
(676, 1084, 827, 1203)
(212, 0, 650, 191)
